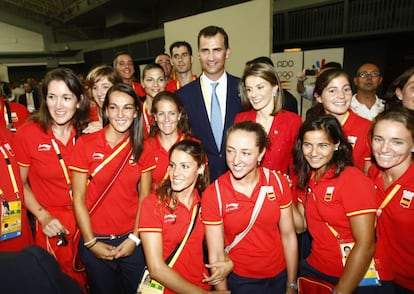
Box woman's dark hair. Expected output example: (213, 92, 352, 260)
(293, 114, 353, 190)
(141, 63, 165, 80)
(306, 68, 352, 119)
(101, 83, 144, 163)
(149, 91, 192, 137)
(383, 66, 414, 110)
(156, 139, 209, 212)
(32, 68, 90, 134)
(226, 121, 270, 153)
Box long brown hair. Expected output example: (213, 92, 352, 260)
(156, 139, 209, 212)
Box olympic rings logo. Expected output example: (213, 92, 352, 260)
(276, 60, 294, 67)
(277, 71, 294, 80)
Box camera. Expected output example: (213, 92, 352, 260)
(56, 232, 68, 246)
(305, 69, 318, 76)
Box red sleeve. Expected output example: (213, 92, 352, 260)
(12, 123, 34, 165)
(201, 180, 223, 226)
(138, 144, 156, 172)
(67, 135, 90, 172)
(138, 193, 164, 233)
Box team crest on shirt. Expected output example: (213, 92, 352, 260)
(266, 188, 276, 200)
(324, 186, 335, 201)
(225, 203, 239, 212)
(347, 136, 357, 148)
(400, 190, 414, 208)
(92, 152, 104, 160)
(37, 144, 51, 151)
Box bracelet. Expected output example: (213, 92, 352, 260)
(84, 237, 97, 248)
(128, 233, 141, 247)
(287, 281, 298, 290)
(85, 238, 97, 249)
(87, 239, 97, 249)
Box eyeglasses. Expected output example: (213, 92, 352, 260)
(357, 71, 380, 78)
(156, 61, 171, 66)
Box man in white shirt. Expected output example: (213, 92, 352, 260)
(350, 63, 384, 121)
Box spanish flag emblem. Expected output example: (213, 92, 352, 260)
(400, 190, 414, 208)
(267, 191, 276, 200)
(324, 186, 335, 201)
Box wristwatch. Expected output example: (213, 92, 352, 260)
(287, 281, 298, 290)
(128, 233, 141, 247)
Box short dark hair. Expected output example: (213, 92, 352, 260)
(322, 62, 342, 70)
(198, 25, 229, 49)
(113, 51, 132, 67)
(169, 41, 193, 56)
(141, 63, 165, 79)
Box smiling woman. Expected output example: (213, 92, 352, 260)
(140, 63, 167, 137)
(138, 139, 232, 294)
(12, 68, 90, 290)
(144, 91, 195, 192)
(307, 68, 372, 173)
(202, 121, 298, 294)
(69, 83, 154, 294)
(368, 107, 414, 292)
(292, 114, 394, 294)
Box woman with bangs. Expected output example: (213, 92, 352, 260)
(83, 64, 122, 133)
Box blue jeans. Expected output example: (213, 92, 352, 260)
(79, 234, 146, 294)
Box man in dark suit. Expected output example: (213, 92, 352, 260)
(177, 25, 243, 182)
(18, 82, 40, 113)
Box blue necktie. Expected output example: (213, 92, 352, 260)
(210, 82, 222, 149)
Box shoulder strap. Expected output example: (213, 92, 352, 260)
(215, 169, 284, 217)
(378, 184, 401, 211)
(223, 168, 278, 253)
(166, 204, 200, 267)
(88, 148, 132, 215)
(3, 101, 14, 131)
(215, 179, 223, 218)
(264, 167, 284, 194)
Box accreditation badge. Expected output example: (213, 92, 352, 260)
(1, 199, 22, 241)
(339, 240, 380, 286)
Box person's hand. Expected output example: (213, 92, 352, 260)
(297, 69, 307, 82)
(83, 121, 103, 134)
(203, 258, 233, 285)
(114, 238, 136, 258)
(39, 213, 69, 238)
(89, 241, 119, 260)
